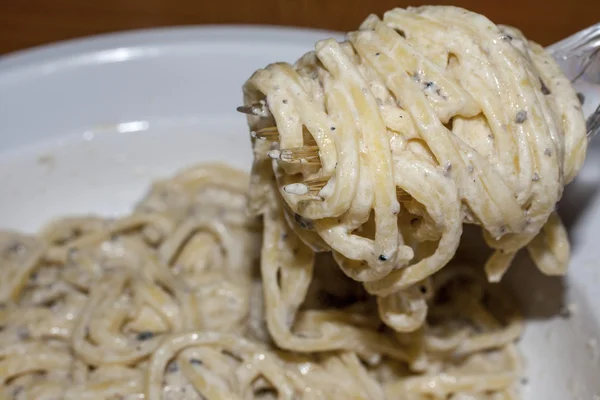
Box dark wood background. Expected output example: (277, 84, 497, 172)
(1, 0, 598, 55)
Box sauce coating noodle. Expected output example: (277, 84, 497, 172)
(1, 163, 522, 399)
(242, 5, 586, 334)
(0, 6, 587, 400)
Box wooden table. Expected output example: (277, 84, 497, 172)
(1, 0, 598, 55)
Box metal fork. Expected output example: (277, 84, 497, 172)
(548, 22, 600, 138)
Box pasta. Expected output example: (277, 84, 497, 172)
(1, 163, 524, 399)
(0, 6, 587, 400)
(242, 6, 586, 332)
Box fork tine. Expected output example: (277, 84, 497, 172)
(396, 187, 412, 201)
(252, 126, 279, 141)
(547, 22, 600, 140)
(280, 146, 321, 165)
(587, 104, 600, 138)
(236, 101, 272, 117)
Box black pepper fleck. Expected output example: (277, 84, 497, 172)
(375, 52, 381, 56)
(6, 241, 25, 255)
(515, 110, 527, 124)
(136, 331, 154, 341)
(190, 358, 203, 366)
(378, 255, 388, 261)
(17, 326, 30, 340)
(282, 99, 288, 104)
(502, 34, 513, 41)
(167, 361, 179, 373)
(11, 386, 24, 397)
(293, 213, 314, 230)
(424, 81, 434, 89)
(540, 78, 551, 95)
(330, 126, 336, 131)
(67, 247, 78, 259)
(419, 286, 428, 294)
(394, 29, 406, 38)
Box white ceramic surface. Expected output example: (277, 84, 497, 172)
(0, 26, 599, 399)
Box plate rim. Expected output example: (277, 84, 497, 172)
(0, 25, 344, 72)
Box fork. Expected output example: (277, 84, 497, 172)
(547, 22, 600, 138)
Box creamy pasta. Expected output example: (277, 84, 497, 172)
(0, 163, 523, 399)
(242, 5, 586, 334)
(0, 5, 587, 400)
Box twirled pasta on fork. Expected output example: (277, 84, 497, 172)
(242, 5, 586, 334)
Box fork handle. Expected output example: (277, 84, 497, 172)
(547, 23, 600, 137)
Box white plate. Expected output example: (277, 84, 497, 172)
(0, 26, 599, 399)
